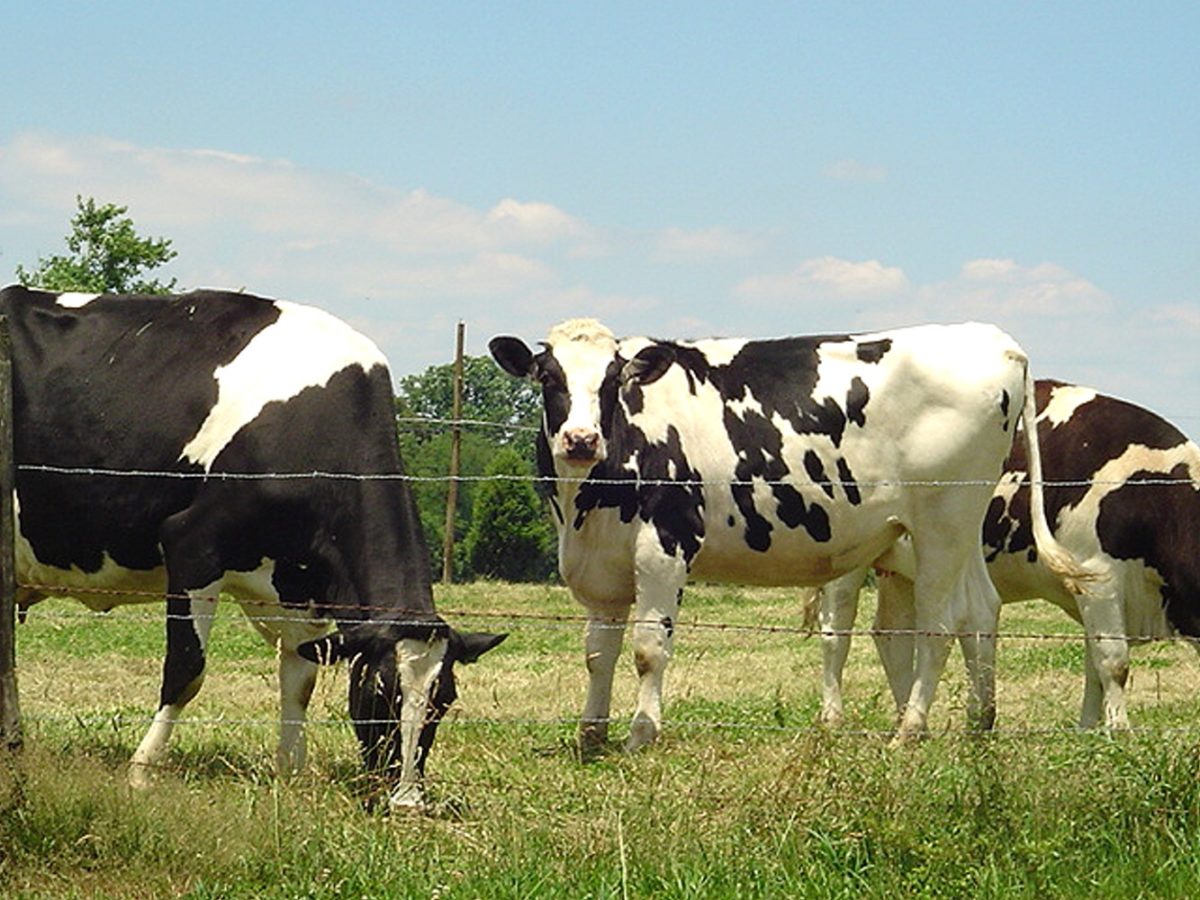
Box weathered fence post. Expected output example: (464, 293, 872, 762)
(0, 316, 21, 750)
(441, 321, 465, 584)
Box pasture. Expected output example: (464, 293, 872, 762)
(3, 582, 1200, 898)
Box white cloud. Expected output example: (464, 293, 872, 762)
(1150, 303, 1200, 331)
(0, 132, 593, 261)
(736, 256, 909, 300)
(485, 198, 587, 244)
(918, 258, 1114, 319)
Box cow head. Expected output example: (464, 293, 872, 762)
(489, 318, 675, 472)
(297, 620, 506, 812)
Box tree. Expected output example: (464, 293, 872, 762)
(16, 195, 178, 294)
(464, 448, 556, 581)
(395, 354, 550, 580)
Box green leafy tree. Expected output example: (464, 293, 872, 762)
(16, 195, 178, 294)
(396, 354, 547, 580)
(465, 449, 556, 581)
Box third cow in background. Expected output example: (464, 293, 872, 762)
(812, 380, 1200, 731)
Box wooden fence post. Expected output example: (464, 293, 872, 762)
(441, 321, 465, 584)
(0, 316, 21, 750)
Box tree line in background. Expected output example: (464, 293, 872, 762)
(15, 196, 557, 582)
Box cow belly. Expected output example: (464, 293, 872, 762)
(987, 553, 1079, 616)
(689, 514, 905, 587)
(559, 525, 637, 608)
(16, 543, 167, 611)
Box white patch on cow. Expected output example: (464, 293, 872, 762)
(391, 636, 448, 811)
(684, 338, 749, 367)
(180, 300, 388, 470)
(545, 319, 620, 464)
(54, 292, 100, 308)
(1040, 384, 1098, 427)
(811, 337, 868, 412)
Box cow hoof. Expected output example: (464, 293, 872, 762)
(577, 722, 610, 760)
(127, 762, 155, 790)
(624, 714, 659, 752)
(387, 784, 429, 815)
(819, 708, 844, 729)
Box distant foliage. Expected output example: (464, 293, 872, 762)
(396, 354, 553, 581)
(465, 449, 557, 582)
(16, 195, 178, 294)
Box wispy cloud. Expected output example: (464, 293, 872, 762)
(651, 226, 762, 263)
(824, 159, 887, 183)
(736, 257, 909, 300)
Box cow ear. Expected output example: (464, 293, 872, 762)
(296, 622, 420, 665)
(489, 336, 536, 379)
(297, 631, 353, 665)
(448, 630, 508, 664)
(622, 345, 675, 387)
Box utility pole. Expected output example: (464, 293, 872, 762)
(441, 321, 465, 584)
(0, 317, 22, 750)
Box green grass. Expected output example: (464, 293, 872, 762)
(3, 584, 1200, 898)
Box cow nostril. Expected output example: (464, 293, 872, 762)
(563, 430, 601, 460)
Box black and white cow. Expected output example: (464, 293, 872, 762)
(1, 284, 504, 811)
(811, 379, 1200, 730)
(490, 318, 1085, 750)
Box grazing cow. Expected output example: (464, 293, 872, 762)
(811, 380, 1200, 730)
(1, 284, 505, 811)
(490, 318, 1085, 751)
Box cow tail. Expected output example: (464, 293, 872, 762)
(1017, 356, 1095, 592)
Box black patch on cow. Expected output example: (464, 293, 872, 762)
(999, 390, 1011, 432)
(856, 339, 892, 364)
(535, 353, 572, 437)
(804, 450, 835, 500)
(1095, 463, 1200, 637)
(982, 493, 1015, 562)
(846, 377, 870, 428)
(837, 458, 862, 506)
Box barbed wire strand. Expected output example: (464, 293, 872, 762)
(16, 462, 1200, 490)
(17, 600, 1200, 646)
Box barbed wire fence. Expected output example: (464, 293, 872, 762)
(5, 394, 1200, 767)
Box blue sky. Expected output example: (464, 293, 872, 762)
(1, 3, 1197, 421)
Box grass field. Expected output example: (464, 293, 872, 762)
(3, 582, 1200, 898)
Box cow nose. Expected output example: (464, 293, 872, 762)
(563, 428, 601, 461)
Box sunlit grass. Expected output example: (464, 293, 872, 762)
(3, 583, 1200, 897)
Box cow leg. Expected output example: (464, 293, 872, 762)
(816, 569, 868, 726)
(894, 506, 993, 744)
(129, 591, 217, 787)
(1075, 586, 1131, 731)
(952, 553, 1001, 732)
(626, 543, 686, 752)
(277, 645, 319, 775)
(1078, 652, 1105, 729)
(579, 604, 629, 756)
(873, 572, 917, 721)
(236, 598, 327, 777)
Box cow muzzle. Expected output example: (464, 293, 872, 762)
(560, 428, 603, 464)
